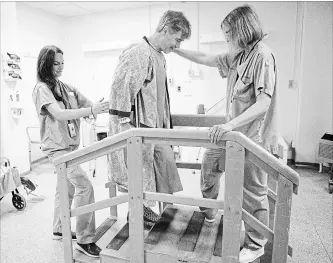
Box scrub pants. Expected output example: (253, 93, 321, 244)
(50, 151, 96, 244)
(200, 148, 269, 249)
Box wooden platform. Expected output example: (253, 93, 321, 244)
(97, 205, 245, 263)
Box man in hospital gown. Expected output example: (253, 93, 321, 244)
(108, 10, 192, 222)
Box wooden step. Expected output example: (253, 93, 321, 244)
(100, 205, 245, 263)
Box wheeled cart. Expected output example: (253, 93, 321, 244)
(317, 133, 333, 193)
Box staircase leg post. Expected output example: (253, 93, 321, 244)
(128, 137, 145, 263)
(56, 163, 74, 263)
(272, 175, 293, 263)
(222, 141, 245, 263)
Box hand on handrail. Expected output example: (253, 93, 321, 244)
(209, 123, 234, 143)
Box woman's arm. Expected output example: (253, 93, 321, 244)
(45, 102, 91, 121)
(45, 98, 109, 121)
(209, 93, 271, 143)
(228, 93, 271, 129)
(173, 48, 219, 67)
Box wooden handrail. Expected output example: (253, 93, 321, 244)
(140, 129, 299, 193)
(172, 114, 227, 127)
(53, 129, 132, 166)
(55, 114, 299, 263)
(54, 127, 299, 192)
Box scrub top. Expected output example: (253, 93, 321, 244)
(216, 40, 279, 154)
(32, 81, 92, 156)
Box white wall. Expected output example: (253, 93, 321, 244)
(1, 2, 331, 171)
(62, 1, 300, 163)
(63, 4, 151, 97)
(295, 2, 333, 162)
(0, 2, 65, 171)
(1, 2, 20, 164)
(63, 2, 298, 114)
(62, 1, 333, 163)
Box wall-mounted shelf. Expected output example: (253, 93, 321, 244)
(2, 52, 22, 81)
(3, 69, 22, 81)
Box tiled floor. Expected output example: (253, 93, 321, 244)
(0, 157, 332, 263)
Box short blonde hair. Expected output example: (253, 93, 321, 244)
(156, 10, 191, 39)
(222, 5, 264, 49)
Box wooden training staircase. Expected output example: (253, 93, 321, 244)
(53, 114, 300, 263)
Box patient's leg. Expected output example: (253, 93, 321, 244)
(153, 144, 183, 194)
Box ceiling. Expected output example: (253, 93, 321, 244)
(22, 2, 156, 18)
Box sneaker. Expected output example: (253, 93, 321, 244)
(76, 242, 101, 258)
(203, 208, 217, 223)
(143, 205, 161, 224)
(53, 231, 77, 241)
(204, 217, 216, 223)
(126, 206, 161, 224)
(239, 246, 264, 263)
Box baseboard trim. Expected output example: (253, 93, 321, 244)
(287, 159, 295, 165)
(293, 161, 331, 172)
(294, 162, 319, 168)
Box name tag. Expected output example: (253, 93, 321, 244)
(68, 122, 77, 138)
(68, 92, 74, 96)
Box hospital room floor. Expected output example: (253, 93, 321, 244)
(0, 157, 332, 263)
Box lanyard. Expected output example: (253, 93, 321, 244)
(57, 80, 71, 124)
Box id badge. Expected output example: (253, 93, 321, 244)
(68, 122, 77, 138)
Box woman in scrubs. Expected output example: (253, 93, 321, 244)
(32, 45, 109, 258)
(172, 5, 278, 263)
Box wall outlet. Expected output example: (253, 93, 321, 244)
(188, 68, 200, 78)
(288, 80, 294, 89)
(177, 86, 181, 92)
(193, 69, 200, 77)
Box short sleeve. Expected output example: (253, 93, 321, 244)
(70, 85, 92, 108)
(253, 53, 276, 98)
(32, 84, 57, 116)
(216, 53, 232, 78)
